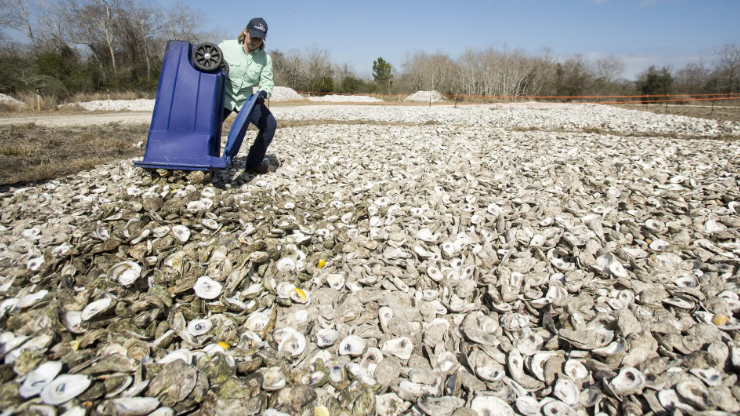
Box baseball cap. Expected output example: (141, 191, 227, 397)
(247, 18, 268, 39)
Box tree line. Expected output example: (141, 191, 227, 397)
(0, 0, 738, 100)
(274, 43, 739, 100)
(391, 45, 739, 99)
(0, 0, 224, 96)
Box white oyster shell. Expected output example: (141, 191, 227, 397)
(381, 337, 414, 360)
(187, 319, 213, 336)
(193, 276, 222, 299)
(472, 396, 515, 416)
(81, 297, 113, 321)
(40, 374, 91, 405)
(316, 328, 339, 348)
(108, 261, 141, 286)
(19, 361, 63, 398)
(339, 335, 366, 356)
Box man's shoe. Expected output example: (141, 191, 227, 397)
(244, 164, 270, 175)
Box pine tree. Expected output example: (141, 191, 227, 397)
(372, 57, 393, 94)
(637, 66, 674, 98)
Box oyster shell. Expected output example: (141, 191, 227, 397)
(316, 328, 339, 348)
(187, 319, 213, 336)
(471, 396, 515, 416)
(610, 367, 645, 395)
(108, 261, 142, 286)
(19, 361, 63, 398)
(81, 297, 113, 320)
(194, 276, 222, 299)
(40, 374, 91, 405)
(339, 335, 366, 357)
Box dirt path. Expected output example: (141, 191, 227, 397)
(0, 112, 153, 127)
(0, 104, 453, 127)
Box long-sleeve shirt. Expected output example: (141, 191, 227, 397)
(218, 39, 274, 111)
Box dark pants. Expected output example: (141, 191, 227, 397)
(223, 102, 277, 168)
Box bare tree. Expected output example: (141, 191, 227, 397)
(0, 0, 8, 26)
(34, 0, 74, 50)
(457, 48, 479, 96)
(0, 0, 38, 50)
(401, 51, 458, 93)
(126, 1, 163, 78)
(63, 0, 106, 78)
(65, 0, 121, 72)
(163, 0, 198, 43)
(283, 49, 303, 89)
(93, 0, 119, 72)
(304, 43, 332, 80)
(717, 42, 740, 94)
(333, 62, 357, 88)
(595, 55, 625, 84)
(674, 61, 709, 95)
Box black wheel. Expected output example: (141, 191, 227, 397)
(192, 43, 223, 72)
(221, 61, 229, 77)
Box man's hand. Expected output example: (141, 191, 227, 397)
(255, 90, 268, 105)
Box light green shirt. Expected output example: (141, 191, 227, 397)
(218, 39, 274, 111)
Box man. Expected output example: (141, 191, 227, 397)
(219, 18, 277, 175)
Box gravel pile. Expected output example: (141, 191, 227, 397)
(65, 99, 156, 112)
(404, 90, 446, 103)
(280, 103, 740, 136)
(308, 94, 384, 103)
(263, 86, 304, 101)
(0, 93, 25, 106)
(67, 87, 304, 112)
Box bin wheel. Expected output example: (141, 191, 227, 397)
(192, 43, 223, 72)
(221, 61, 229, 77)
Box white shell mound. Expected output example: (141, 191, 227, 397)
(2, 102, 740, 414)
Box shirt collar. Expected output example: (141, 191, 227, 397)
(239, 40, 259, 56)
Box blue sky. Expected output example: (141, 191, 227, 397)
(2, 0, 735, 80)
(177, 0, 739, 80)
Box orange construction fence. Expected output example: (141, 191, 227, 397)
(291, 90, 740, 105)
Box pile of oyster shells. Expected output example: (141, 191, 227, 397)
(275, 103, 740, 137)
(1, 103, 740, 416)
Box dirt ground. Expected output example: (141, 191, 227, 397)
(0, 113, 154, 127)
(0, 109, 124, 118)
(0, 123, 148, 187)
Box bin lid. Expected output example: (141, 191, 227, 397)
(222, 94, 259, 167)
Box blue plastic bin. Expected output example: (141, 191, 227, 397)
(134, 40, 258, 171)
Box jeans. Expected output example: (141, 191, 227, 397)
(223, 102, 277, 167)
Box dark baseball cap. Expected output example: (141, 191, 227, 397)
(247, 18, 268, 39)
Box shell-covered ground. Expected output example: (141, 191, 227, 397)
(307, 95, 384, 103)
(1, 103, 740, 416)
